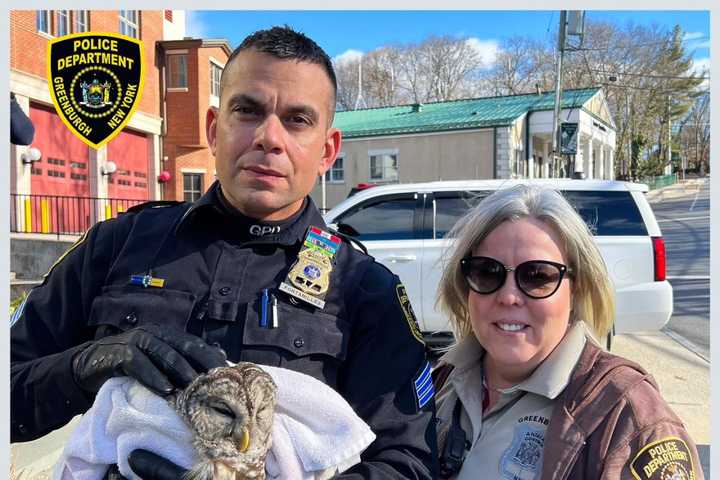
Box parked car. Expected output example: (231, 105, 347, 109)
(324, 179, 673, 349)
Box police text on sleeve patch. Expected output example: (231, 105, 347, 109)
(414, 361, 435, 409)
(396, 284, 424, 344)
(630, 437, 696, 480)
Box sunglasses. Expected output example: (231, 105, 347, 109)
(460, 256, 572, 299)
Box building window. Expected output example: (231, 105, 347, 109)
(56, 10, 70, 36)
(167, 54, 188, 89)
(73, 10, 88, 32)
(119, 10, 139, 39)
(324, 155, 344, 183)
(369, 151, 398, 182)
(210, 62, 222, 98)
(36, 10, 52, 35)
(183, 173, 203, 202)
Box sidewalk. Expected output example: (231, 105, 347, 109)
(645, 177, 706, 203)
(612, 330, 711, 478)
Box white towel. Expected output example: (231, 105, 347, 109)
(54, 365, 376, 480)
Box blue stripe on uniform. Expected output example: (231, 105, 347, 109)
(10, 294, 29, 327)
(414, 361, 434, 409)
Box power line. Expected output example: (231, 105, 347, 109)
(590, 69, 709, 81)
(570, 35, 709, 52)
(599, 82, 709, 94)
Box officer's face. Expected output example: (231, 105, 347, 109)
(207, 49, 341, 221)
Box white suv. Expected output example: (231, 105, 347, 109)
(324, 179, 673, 347)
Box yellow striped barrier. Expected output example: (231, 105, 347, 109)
(40, 199, 50, 233)
(24, 198, 32, 233)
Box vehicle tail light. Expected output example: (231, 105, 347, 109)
(651, 236, 666, 281)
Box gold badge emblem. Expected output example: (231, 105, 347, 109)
(289, 249, 331, 295)
(47, 32, 144, 149)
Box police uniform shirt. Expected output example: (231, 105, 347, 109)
(11, 181, 438, 479)
(437, 322, 590, 480)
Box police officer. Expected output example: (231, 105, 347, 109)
(11, 26, 438, 479)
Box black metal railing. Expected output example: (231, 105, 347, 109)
(10, 194, 148, 236)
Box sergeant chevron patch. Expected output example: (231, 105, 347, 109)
(414, 361, 435, 409)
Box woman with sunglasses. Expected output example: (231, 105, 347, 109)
(433, 184, 701, 480)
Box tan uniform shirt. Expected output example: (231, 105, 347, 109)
(436, 322, 592, 480)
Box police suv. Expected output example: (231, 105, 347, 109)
(324, 180, 672, 349)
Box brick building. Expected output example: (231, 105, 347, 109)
(158, 38, 231, 202)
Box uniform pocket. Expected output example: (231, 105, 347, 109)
(243, 301, 349, 360)
(88, 284, 197, 334)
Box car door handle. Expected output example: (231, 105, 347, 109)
(385, 254, 417, 263)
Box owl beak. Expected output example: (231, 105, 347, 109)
(237, 426, 250, 453)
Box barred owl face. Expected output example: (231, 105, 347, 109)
(174, 363, 277, 480)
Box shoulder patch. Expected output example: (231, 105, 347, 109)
(630, 437, 696, 480)
(396, 284, 424, 344)
(127, 200, 183, 214)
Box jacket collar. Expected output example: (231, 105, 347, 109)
(440, 322, 588, 400)
(175, 181, 327, 246)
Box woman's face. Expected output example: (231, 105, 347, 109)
(467, 218, 573, 378)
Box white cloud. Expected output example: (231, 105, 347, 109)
(683, 31, 706, 41)
(333, 49, 364, 65)
(690, 57, 710, 89)
(185, 11, 208, 39)
(465, 38, 500, 69)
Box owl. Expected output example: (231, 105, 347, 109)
(173, 362, 278, 480)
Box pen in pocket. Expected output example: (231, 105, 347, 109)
(271, 294, 279, 329)
(260, 289, 269, 328)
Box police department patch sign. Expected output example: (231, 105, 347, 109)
(630, 437, 696, 480)
(47, 32, 144, 149)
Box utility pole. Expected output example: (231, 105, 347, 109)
(667, 94, 672, 175)
(551, 11, 567, 177)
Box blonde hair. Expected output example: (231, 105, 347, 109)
(437, 184, 615, 341)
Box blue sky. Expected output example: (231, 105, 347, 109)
(186, 10, 710, 73)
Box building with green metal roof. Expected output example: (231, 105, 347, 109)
(311, 87, 617, 210)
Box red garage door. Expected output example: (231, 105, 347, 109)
(107, 129, 151, 202)
(27, 103, 92, 233)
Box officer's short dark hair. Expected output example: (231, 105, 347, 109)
(220, 25, 337, 107)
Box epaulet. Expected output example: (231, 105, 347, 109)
(126, 200, 183, 214)
(329, 228, 369, 255)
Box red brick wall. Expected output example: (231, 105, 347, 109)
(163, 44, 229, 201)
(11, 10, 161, 117)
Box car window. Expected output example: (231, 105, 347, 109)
(334, 195, 417, 241)
(561, 191, 647, 236)
(427, 189, 647, 238)
(431, 192, 489, 239)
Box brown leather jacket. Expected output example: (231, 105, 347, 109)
(435, 341, 703, 480)
(541, 341, 703, 479)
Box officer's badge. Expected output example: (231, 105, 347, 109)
(396, 284, 424, 344)
(288, 249, 332, 296)
(500, 422, 545, 480)
(630, 437, 696, 480)
(280, 227, 341, 309)
(47, 32, 144, 149)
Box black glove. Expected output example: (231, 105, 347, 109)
(128, 449, 188, 480)
(72, 324, 227, 395)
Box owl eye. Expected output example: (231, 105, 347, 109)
(207, 400, 235, 419)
